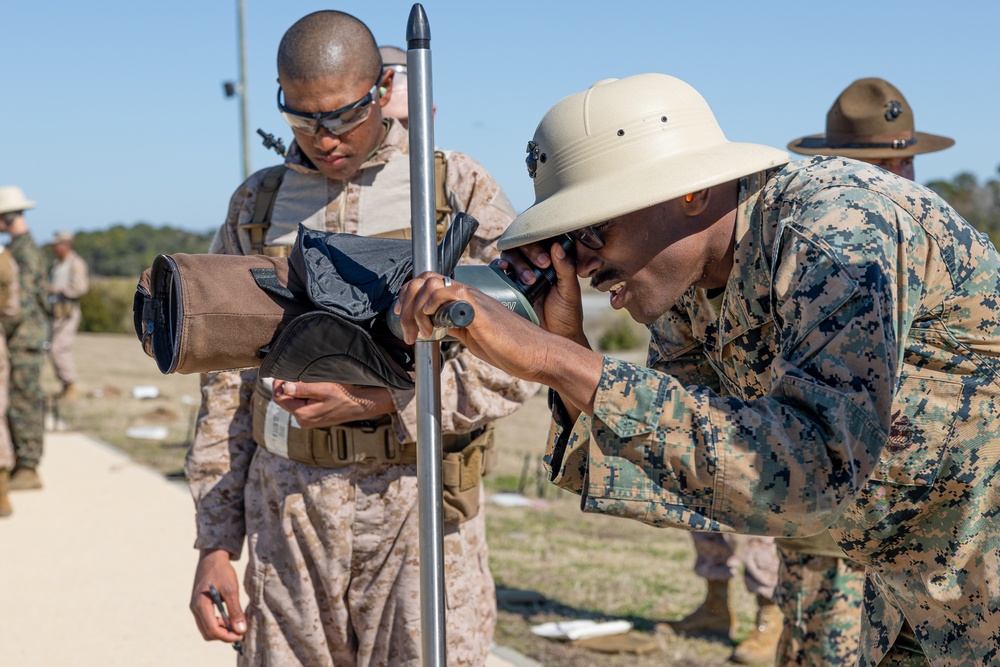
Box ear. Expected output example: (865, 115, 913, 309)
(681, 189, 710, 217)
(377, 68, 394, 108)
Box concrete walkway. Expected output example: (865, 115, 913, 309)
(0, 432, 530, 666)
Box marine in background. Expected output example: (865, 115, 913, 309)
(0, 186, 48, 492)
(47, 230, 89, 402)
(0, 241, 20, 515)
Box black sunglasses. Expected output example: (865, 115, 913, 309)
(566, 221, 612, 250)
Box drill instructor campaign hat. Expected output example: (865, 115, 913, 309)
(498, 73, 790, 250)
(0, 186, 36, 215)
(787, 78, 954, 159)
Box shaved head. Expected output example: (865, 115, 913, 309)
(277, 11, 382, 86)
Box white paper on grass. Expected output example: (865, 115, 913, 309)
(131, 386, 159, 400)
(489, 492, 535, 507)
(125, 426, 169, 440)
(530, 620, 633, 641)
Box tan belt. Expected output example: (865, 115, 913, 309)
(251, 388, 486, 476)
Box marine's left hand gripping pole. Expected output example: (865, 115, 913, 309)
(407, 5, 447, 666)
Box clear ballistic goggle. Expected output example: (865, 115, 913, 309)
(277, 73, 383, 136)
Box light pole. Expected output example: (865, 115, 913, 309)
(223, 0, 251, 180)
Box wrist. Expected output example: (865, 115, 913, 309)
(535, 339, 602, 415)
(359, 387, 396, 417)
(199, 547, 236, 562)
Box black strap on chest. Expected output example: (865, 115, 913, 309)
(238, 164, 289, 255)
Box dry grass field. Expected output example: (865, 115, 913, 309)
(47, 323, 762, 666)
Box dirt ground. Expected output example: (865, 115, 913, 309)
(47, 331, 763, 667)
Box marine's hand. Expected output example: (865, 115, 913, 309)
(190, 549, 246, 644)
(498, 241, 551, 291)
(496, 239, 587, 344)
(395, 272, 558, 383)
(271, 380, 395, 429)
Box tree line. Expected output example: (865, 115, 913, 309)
(66, 223, 214, 333)
(71, 222, 214, 278)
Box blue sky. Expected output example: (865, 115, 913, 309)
(2, 1, 997, 242)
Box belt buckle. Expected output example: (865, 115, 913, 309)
(326, 428, 354, 464)
(384, 429, 399, 462)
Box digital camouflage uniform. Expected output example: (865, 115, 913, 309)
(773, 534, 865, 666)
(5, 232, 48, 470)
(47, 249, 89, 386)
(545, 157, 1000, 666)
(186, 119, 536, 667)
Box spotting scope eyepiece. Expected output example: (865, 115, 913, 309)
(385, 234, 575, 339)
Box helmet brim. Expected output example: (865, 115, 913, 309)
(787, 130, 954, 158)
(499, 142, 789, 251)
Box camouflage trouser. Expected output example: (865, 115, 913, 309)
(48, 308, 80, 385)
(8, 346, 44, 469)
(691, 532, 778, 599)
(773, 548, 865, 667)
(240, 448, 495, 667)
(859, 578, 930, 667)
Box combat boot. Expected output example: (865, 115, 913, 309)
(659, 579, 735, 639)
(60, 383, 79, 401)
(9, 466, 42, 491)
(0, 468, 12, 516)
(730, 594, 783, 665)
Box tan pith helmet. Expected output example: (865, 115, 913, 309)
(787, 78, 954, 158)
(0, 186, 36, 216)
(497, 73, 789, 250)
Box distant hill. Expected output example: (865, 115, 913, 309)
(71, 223, 214, 277)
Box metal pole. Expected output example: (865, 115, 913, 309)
(237, 0, 251, 179)
(406, 5, 446, 666)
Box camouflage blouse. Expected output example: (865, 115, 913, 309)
(546, 157, 1000, 666)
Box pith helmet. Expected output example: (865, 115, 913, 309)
(498, 73, 789, 250)
(0, 186, 36, 216)
(787, 77, 954, 158)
